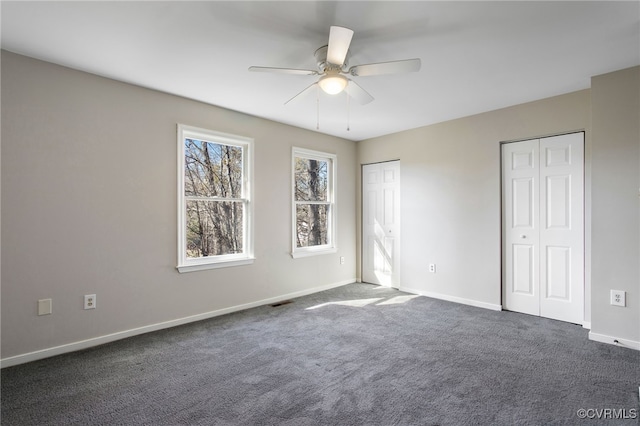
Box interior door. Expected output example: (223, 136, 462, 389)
(362, 161, 400, 287)
(502, 139, 540, 317)
(502, 133, 584, 324)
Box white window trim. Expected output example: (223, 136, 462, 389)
(291, 147, 337, 258)
(177, 124, 254, 273)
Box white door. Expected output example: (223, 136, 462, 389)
(362, 161, 400, 287)
(502, 133, 584, 324)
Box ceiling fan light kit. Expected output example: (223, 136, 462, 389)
(318, 73, 348, 95)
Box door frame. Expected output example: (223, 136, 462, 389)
(500, 131, 587, 325)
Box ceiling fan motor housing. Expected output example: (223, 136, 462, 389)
(315, 45, 349, 73)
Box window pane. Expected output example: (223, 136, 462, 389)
(184, 139, 243, 198)
(296, 204, 329, 247)
(294, 158, 327, 202)
(185, 200, 244, 258)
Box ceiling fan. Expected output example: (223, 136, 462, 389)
(249, 26, 421, 105)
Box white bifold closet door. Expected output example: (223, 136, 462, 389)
(502, 132, 584, 324)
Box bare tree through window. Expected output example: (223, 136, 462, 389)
(294, 154, 331, 249)
(184, 139, 244, 258)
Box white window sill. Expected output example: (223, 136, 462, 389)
(291, 247, 337, 259)
(177, 257, 255, 273)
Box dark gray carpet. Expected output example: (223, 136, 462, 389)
(2, 283, 639, 425)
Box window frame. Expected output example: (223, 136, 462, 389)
(177, 124, 254, 273)
(291, 147, 337, 258)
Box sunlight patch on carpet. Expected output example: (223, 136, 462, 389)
(305, 298, 384, 310)
(376, 295, 421, 305)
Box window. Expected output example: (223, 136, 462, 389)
(177, 124, 253, 273)
(292, 147, 337, 258)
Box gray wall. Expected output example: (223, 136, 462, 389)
(1, 51, 357, 362)
(591, 66, 640, 343)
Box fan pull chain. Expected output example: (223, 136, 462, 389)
(316, 85, 320, 130)
(346, 93, 351, 131)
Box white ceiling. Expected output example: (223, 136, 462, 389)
(2, 1, 639, 141)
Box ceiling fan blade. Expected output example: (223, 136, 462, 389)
(249, 66, 318, 76)
(285, 82, 318, 105)
(344, 80, 374, 105)
(327, 26, 354, 66)
(349, 58, 421, 77)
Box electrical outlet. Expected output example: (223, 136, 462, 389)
(340, 256, 345, 265)
(84, 294, 96, 310)
(429, 264, 436, 273)
(610, 290, 625, 307)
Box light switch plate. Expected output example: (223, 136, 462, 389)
(38, 299, 52, 316)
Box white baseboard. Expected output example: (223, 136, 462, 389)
(1, 279, 355, 368)
(588, 331, 640, 351)
(399, 286, 502, 312)
(582, 321, 591, 330)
